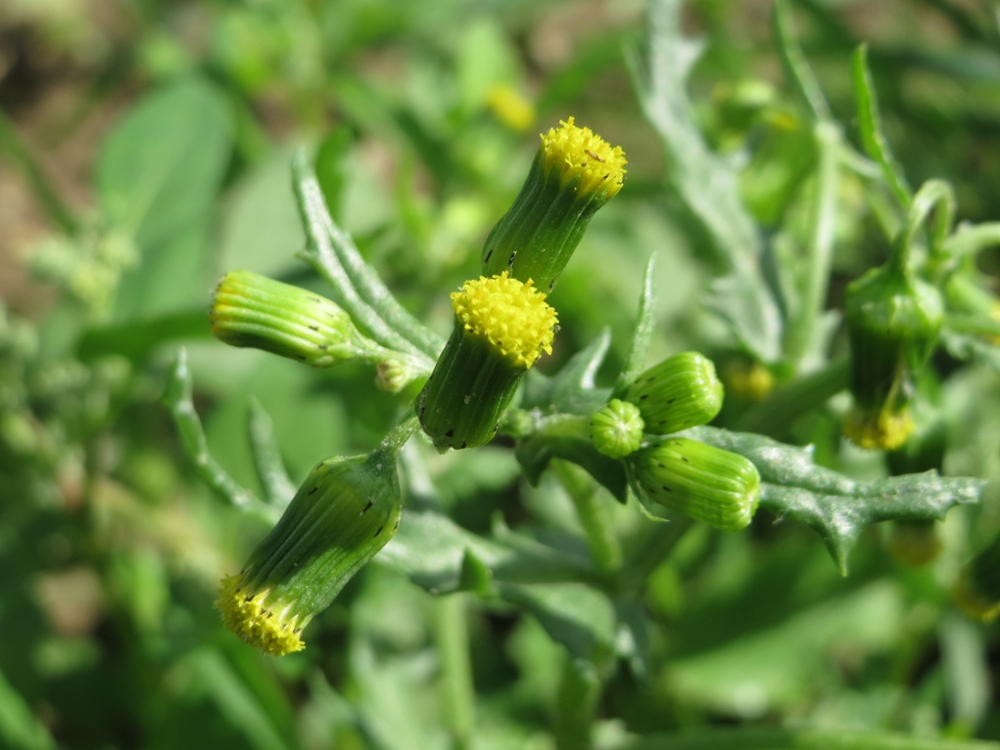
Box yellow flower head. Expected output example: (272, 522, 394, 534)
(216, 574, 306, 657)
(451, 272, 557, 369)
(540, 117, 627, 197)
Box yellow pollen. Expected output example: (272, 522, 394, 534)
(451, 272, 558, 369)
(540, 116, 627, 197)
(216, 574, 306, 656)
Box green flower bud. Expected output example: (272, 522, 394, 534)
(844, 264, 943, 451)
(481, 117, 626, 293)
(211, 270, 382, 367)
(417, 272, 557, 451)
(955, 535, 1000, 623)
(217, 443, 403, 655)
(590, 399, 644, 458)
(626, 352, 724, 434)
(628, 438, 760, 532)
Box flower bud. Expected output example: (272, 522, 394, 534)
(417, 272, 557, 451)
(626, 352, 723, 434)
(590, 399, 644, 458)
(481, 117, 626, 292)
(211, 270, 382, 367)
(843, 264, 943, 450)
(628, 438, 760, 531)
(955, 535, 1000, 623)
(721, 358, 774, 402)
(217, 446, 403, 655)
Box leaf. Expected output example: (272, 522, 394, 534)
(514, 413, 629, 503)
(613, 253, 657, 399)
(0, 665, 56, 750)
(773, 0, 830, 121)
(941, 323, 1000, 375)
(378, 509, 595, 595)
(497, 582, 616, 663)
(682, 426, 984, 573)
(77, 309, 210, 362)
(98, 77, 234, 318)
(522, 329, 612, 416)
(852, 44, 912, 208)
(628, 0, 782, 362)
(246, 398, 296, 509)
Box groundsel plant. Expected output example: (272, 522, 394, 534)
(161, 106, 990, 662)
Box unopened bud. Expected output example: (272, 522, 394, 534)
(211, 270, 381, 367)
(628, 438, 760, 532)
(217, 445, 403, 655)
(627, 352, 723, 434)
(590, 399, 644, 458)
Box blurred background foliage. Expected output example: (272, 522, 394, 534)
(4, 0, 1000, 748)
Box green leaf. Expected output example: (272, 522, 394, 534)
(522, 329, 612, 416)
(379, 509, 595, 594)
(624, 727, 1000, 750)
(0, 665, 56, 750)
(941, 326, 1000, 374)
(773, 0, 830, 121)
(77, 309, 210, 362)
(628, 0, 781, 362)
(99, 77, 234, 318)
(682, 426, 984, 573)
(497, 582, 616, 663)
(514, 413, 629, 503)
(246, 397, 296, 509)
(613, 253, 657, 399)
(852, 44, 912, 209)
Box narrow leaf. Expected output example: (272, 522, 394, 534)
(852, 44, 913, 208)
(247, 397, 296, 509)
(773, 0, 830, 121)
(613, 253, 658, 398)
(522, 329, 613, 415)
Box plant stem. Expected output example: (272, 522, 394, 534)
(623, 727, 1000, 750)
(943, 222, 1000, 259)
(554, 656, 602, 750)
(162, 349, 277, 523)
(0, 107, 77, 236)
(552, 459, 623, 575)
(435, 594, 475, 749)
(782, 120, 840, 370)
(895, 179, 956, 274)
(247, 397, 297, 509)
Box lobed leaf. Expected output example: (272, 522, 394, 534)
(682, 426, 984, 573)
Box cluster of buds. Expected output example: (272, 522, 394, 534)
(588, 352, 760, 532)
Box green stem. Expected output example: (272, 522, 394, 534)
(736, 356, 849, 437)
(774, 0, 830, 121)
(247, 397, 296, 509)
(435, 594, 475, 749)
(782, 120, 840, 369)
(623, 727, 1000, 750)
(0, 107, 77, 235)
(943, 222, 1000, 259)
(895, 179, 956, 273)
(292, 152, 444, 359)
(554, 656, 602, 750)
(551, 459, 622, 575)
(162, 348, 277, 524)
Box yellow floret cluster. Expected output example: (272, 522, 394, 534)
(843, 407, 913, 451)
(540, 116, 627, 197)
(216, 574, 306, 656)
(451, 272, 558, 369)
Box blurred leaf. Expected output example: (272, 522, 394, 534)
(613, 253, 657, 399)
(379, 509, 594, 594)
(664, 581, 903, 717)
(247, 398, 296, 509)
(683, 426, 984, 573)
(0, 666, 55, 750)
(940, 613, 991, 729)
(941, 326, 1000, 375)
(498, 582, 616, 663)
(523, 329, 613, 416)
(178, 648, 291, 750)
(218, 146, 306, 279)
(77, 309, 209, 361)
(628, 0, 782, 362)
(99, 77, 234, 317)
(773, 0, 830, 121)
(852, 45, 912, 208)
